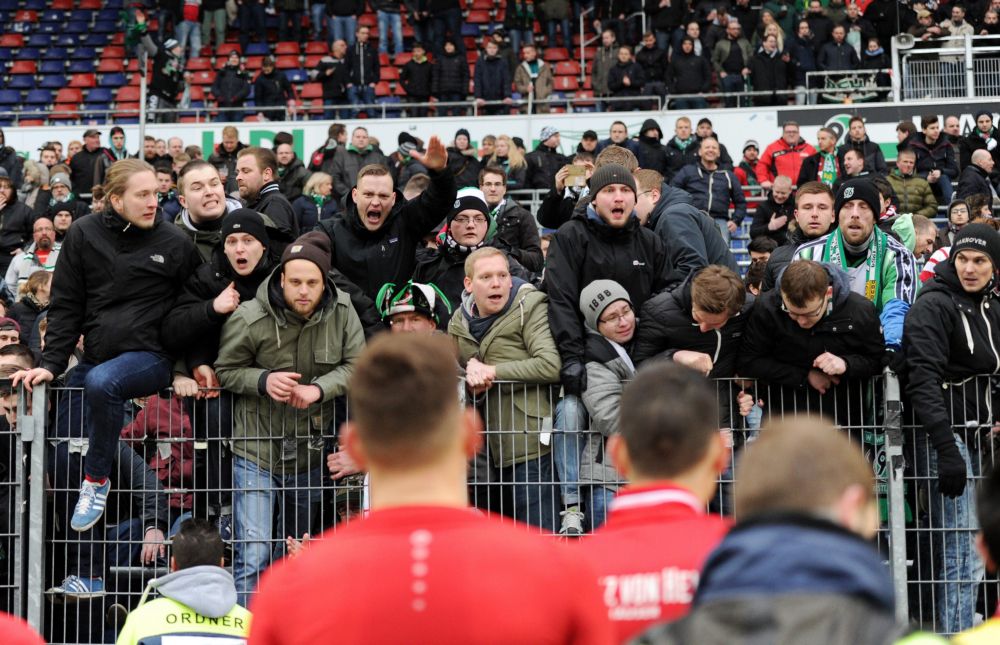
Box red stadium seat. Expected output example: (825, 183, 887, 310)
(79, 0, 103, 8)
(470, 0, 494, 9)
(304, 55, 323, 68)
(554, 60, 581, 76)
(217, 43, 241, 57)
(543, 48, 569, 62)
(274, 41, 300, 55)
(69, 74, 97, 89)
(380, 67, 399, 81)
(375, 81, 391, 96)
(553, 75, 579, 91)
(379, 52, 390, 67)
(466, 51, 479, 64)
(9, 61, 37, 75)
(0, 34, 24, 48)
(189, 86, 206, 101)
(117, 86, 141, 102)
(180, 116, 204, 123)
(55, 88, 84, 104)
(573, 89, 595, 106)
(466, 10, 491, 24)
(186, 57, 212, 71)
(101, 46, 126, 59)
(244, 56, 264, 70)
(300, 83, 323, 99)
(395, 82, 408, 96)
(307, 98, 324, 115)
(274, 55, 299, 69)
(19, 120, 45, 126)
(14, 10, 38, 23)
(190, 70, 216, 85)
(305, 42, 327, 55)
(51, 0, 74, 9)
(394, 52, 413, 66)
(358, 14, 377, 28)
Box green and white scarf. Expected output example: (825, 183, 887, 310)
(822, 227, 887, 306)
(819, 152, 838, 187)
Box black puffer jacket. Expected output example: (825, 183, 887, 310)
(542, 208, 669, 391)
(663, 139, 700, 183)
(525, 143, 569, 190)
(748, 194, 796, 245)
(959, 128, 1000, 172)
(211, 64, 251, 106)
(316, 168, 456, 300)
(41, 207, 201, 376)
(956, 163, 994, 209)
(737, 264, 884, 416)
(634, 274, 753, 376)
(446, 149, 482, 189)
(836, 136, 888, 175)
(491, 198, 544, 273)
(636, 118, 668, 176)
(0, 129, 23, 188)
(0, 200, 32, 254)
(667, 49, 712, 96)
(909, 133, 959, 180)
(647, 182, 738, 286)
(431, 50, 470, 95)
(473, 54, 511, 101)
(904, 259, 1000, 451)
(762, 226, 817, 291)
(278, 155, 309, 203)
(245, 182, 298, 238)
(400, 57, 433, 98)
(635, 44, 667, 83)
(161, 245, 275, 371)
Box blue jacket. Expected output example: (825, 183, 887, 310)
(670, 163, 748, 224)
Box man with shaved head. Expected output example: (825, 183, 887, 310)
(957, 148, 996, 210)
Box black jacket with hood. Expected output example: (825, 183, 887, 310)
(542, 207, 669, 394)
(525, 143, 570, 190)
(636, 118, 669, 176)
(491, 198, 544, 273)
(0, 198, 32, 254)
(647, 182, 738, 286)
(245, 182, 298, 238)
(0, 130, 24, 188)
(904, 258, 1000, 454)
(737, 264, 885, 416)
(317, 168, 456, 300)
(41, 207, 202, 376)
(836, 136, 888, 175)
(748, 194, 796, 245)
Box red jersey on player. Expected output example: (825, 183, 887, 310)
(577, 484, 731, 643)
(249, 505, 614, 645)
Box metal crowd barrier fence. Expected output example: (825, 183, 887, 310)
(6, 370, 999, 640)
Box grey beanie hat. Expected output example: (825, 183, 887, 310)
(579, 280, 631, 331)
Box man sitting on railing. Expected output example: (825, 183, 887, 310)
(903, 223, 1000, 635)
(215, 231, 365, 607)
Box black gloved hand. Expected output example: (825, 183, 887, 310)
(560, 360, 587, 397)
(935, 440, 968, 498)
(883, 348, 906, 375)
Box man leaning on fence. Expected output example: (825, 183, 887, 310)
(449, 247, 561, 531)
(214, 231, 364, 607)
(14, 159, 201, 536)
(903, 223, 1000, 635)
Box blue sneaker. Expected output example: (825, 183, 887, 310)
(70, 479, 110, 532)
(49, 575, 105, 601)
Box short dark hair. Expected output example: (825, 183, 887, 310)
(479, 165, 507, 185)
(0, 344, 35, 369)
(177, 159, 219, 194)
(748, 236, 778, 254)
(573, 151, 595, 164)
(348, 334, 461, 466)
(697, 117, 712, 127)
(619, 362, 719, 479)
(921, 114, 940, 130)
(979, 467, 1000, 568)
(897, 121, 917, 136)
(780, 260, 830, 307)
(795, 180, 833, 206)
(745, 259, 767, 292)
(172, 518, 225, 569)
(849, 115, 865, 126)
(154, 163, 173, 176)
(843, 148, 864, 161)
(237, 146, 278, 175)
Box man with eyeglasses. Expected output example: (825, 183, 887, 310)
(738, 259, 883, 419)
(317, 138, 454, 303)
(794, 178, 918, 356)
(413, 188, 532, 310)
(478, 166, 543, 273)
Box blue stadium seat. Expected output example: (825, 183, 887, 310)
(105, 0, 124, 8)
(39, 75, 67, 89)
(39, 23, 61, 35)
(64, 22, 89, 35)
(40, 60, 65, 74)
(376, 96, 403, 118)
(96, 8, 119, 21)
(0, 1, 17, 12)
(98, 73, 127, 87)
(461, 23, 480, 37)
(16, 47, 41, 60)
(23, 89, 52, 107)
(55, 34, 76, 46)
(0, 50, 13, 64)
(284, 68, 308, 83)
(40, 10, 67, 22)
(42, 47, 69, 61)
(115, 117, 140, 124)
(83, 33, 112, 47)
(68, 9, 92, 22)
(83, 102, 112, 114)
(68, 60, 96, 73)
(6, 76, 36, 90)
(26, 33, 53, 47)
(23, 0, 47, 10)
(245, 42, 271, 56)
(92, 22, 118, 35)
(71, 47, 98, 61)
(0, 90, 20, 106)
(86, 88, 113, 102)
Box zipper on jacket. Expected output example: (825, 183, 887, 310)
(982, 299, 1000, 373)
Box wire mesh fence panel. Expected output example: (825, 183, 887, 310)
(0, 394, 25, 619)
(902, 60, 967, 100)
(900, 374, 1000, 637)
(973, 57, 1000, 97)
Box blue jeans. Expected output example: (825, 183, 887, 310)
(501, 456, 556, 532)
(672, 97, 708, 110)
(238, 1, 267, 50)
(233, 456, 323, 607)
(436, 92, 466, 116)
(78, 352, 173, 480)
(509, 29, 533, 55)
(108, 512, 191, 569)
(328, 15, 356, 47)
(919, 432, 985, 634)
(934, 173, 955, 205)
(546, 19, 573, 54)
(715, 217, 732, 244)
(377, 11, 403, 56)
(175, 19, 202, 59)
(553, 395, 612, 529)
(279, 10, 303, 42)
(720, 73, 745, 107)
(347, 84, 375, 117)
(310, 2, 325, 39)
(430, 8, 464, 55)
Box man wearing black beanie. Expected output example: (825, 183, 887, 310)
(959, 110, 1000, 176)
(216, 228, 364, 606)
(795, 177, 917, 352)
(904, 222, 1000, 634)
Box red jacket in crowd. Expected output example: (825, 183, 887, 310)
(577, 484, 731, 644)
(756, 137, 817, 184)
(120, 395, 195, 511)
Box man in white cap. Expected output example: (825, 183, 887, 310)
(526, 126, 570, 190)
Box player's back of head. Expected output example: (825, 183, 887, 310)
(347, 333, 460, 468)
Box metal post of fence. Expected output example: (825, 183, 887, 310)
(965, 34, 976, 98)
(882, 369, 909, 622)
(21, 383, 47, 632)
